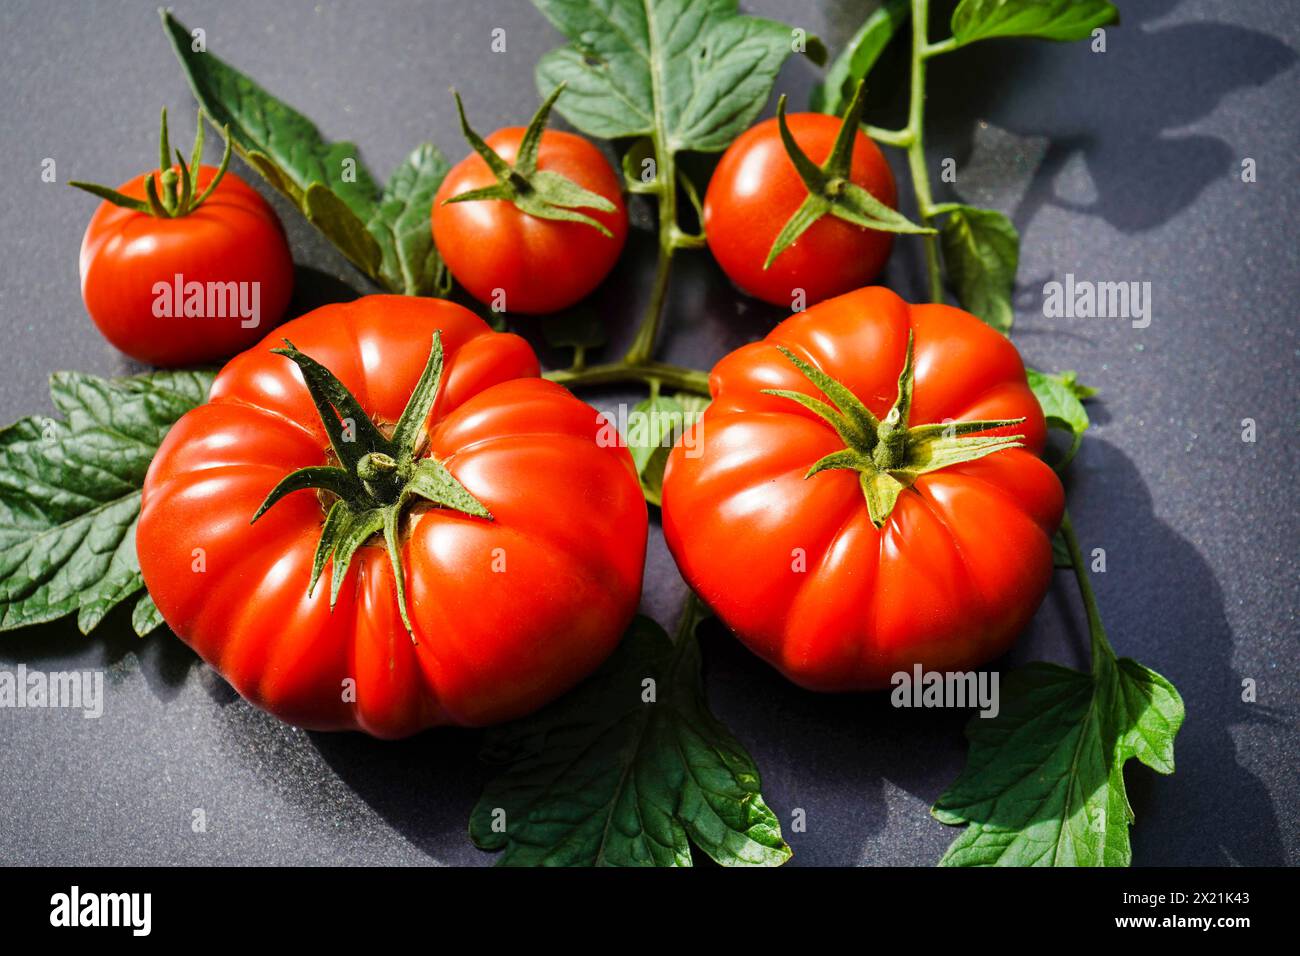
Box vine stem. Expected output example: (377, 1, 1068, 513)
(544, 358, 710, 396)
(673, 589, 704, 648)
(624, 235, 675, 366)
(907, 0, 944, 303)
(549, 135, 711, 397)
(1058, 509, 1116, 668)
(864, 123, 911, 148)
(624, 137, 682, 367)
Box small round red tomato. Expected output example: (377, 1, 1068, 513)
(138, 295, 647, 737)
(78, 161, 293, 366)
(662, 287, 1064, 691)
(704, 113, 897, 308)
(433, 90, 627, 315)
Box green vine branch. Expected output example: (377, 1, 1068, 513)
(543, 140, 710, 397)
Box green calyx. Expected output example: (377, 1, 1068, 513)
(251, 332, 492, 639)
(763, 332, 1024, 527)
(442, 83, 617, 236)
(69, 107, 233, 218)
(764, 79, 934, 269)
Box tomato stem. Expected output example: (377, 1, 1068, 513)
(622, 128, 697, 367)
(906, 0, 945, 304)
(671, 589, 706, 653)
(624, 232, 676, 367)
(1058, 510, 1117, 669)
(866, 0, 964, 301)
(549, 129, 714, 400)
(69, 108, 233, 218)
(545, 359, 709, 397)
(925, 36, 961, 58)
(569, 344, 588, 374)
(864, 124, 912, 148)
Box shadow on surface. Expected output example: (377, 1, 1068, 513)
(697, 437, 1285, 865)
(308, 726, 490, 863)
(0, 602, 204, 705)
(924, 0, 1295, 235)
(286, 265, 362, 318)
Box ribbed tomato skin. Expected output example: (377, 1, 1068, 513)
(662, 287, 1063, 691)
(138, 295, 647, 737)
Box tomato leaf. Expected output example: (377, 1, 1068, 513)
(811, 0, 909, 114)
(367, 144, 453, 296)
(938, 204, 1019, 333)
(131, 591, 166, 637)
(160, 9, 378, 217)
(639, 394, 708, 507)
(625, 394, 684, 476)
(950, 0, 1119, 47)
(1027, 367, 1095, 468)
(933, 652, 1183, 866)
(161, 10, 451, 296)
(471, 613, 791, 866)
(161, 11, 381, 272)
(0, 368, 214, 635)
(531, 0, 825, 154)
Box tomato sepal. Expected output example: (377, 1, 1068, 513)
(250, 331, 494, 637)
(763, 330, 1026, 527)
(443, 84, 618, 237)
(69, 107, 234, 219)
(251, 465, 359, 523)
(763, 81, 933, 269)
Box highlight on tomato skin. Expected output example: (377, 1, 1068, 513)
(703, 113, 898, 309)
(660, 286, 1064, 692)
(136, 294, 648, 738)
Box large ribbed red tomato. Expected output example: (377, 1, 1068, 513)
(662, 287, 1063, 691)
(138, 295, 647, 737)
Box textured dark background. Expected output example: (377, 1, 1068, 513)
(0, 0, 1296, 866)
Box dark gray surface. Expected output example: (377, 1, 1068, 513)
(0, 0, 1296, 866)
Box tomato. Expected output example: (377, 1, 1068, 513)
(78, 165, 293, 366)
(704, 112, 897, 308)
(432, 90, 627, 315)
(661, 287, 1064, 691)
(137, 295, 647, 737)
